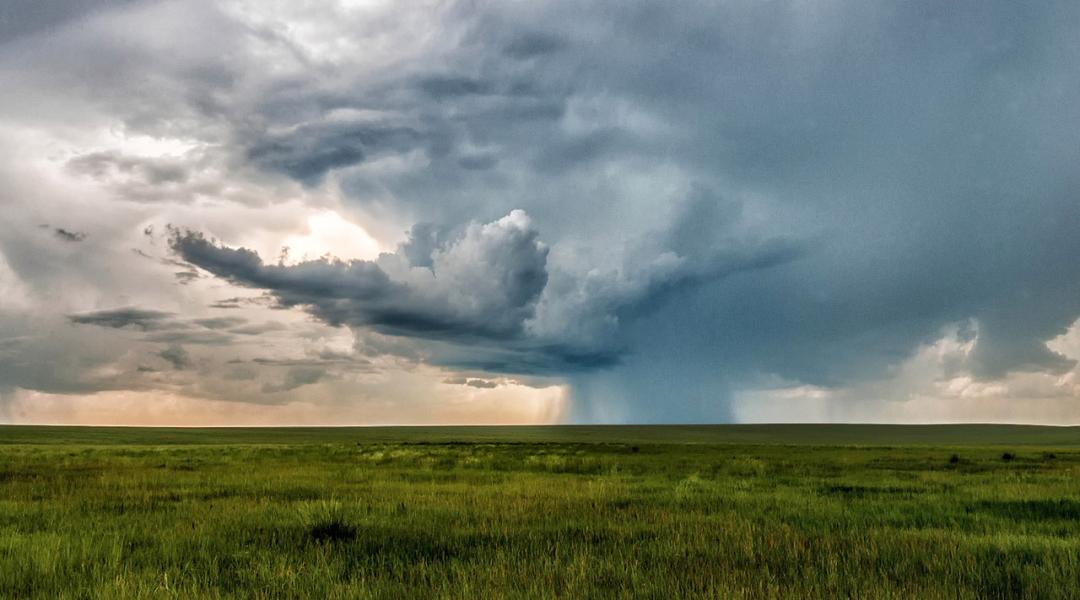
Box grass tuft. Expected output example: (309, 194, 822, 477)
(301, 501, 358, 544)
(308, 519, 358, 543)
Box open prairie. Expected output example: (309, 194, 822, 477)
(3, 424, 1080, 598)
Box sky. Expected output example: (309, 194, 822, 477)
(1, 0, 1079, 426)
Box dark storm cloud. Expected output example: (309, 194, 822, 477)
(143, 330, 234, 346)
(208, 296, 280, 310)
(68, 307, 174, 331)
(171, 230, 401, 312)
(502, 32, 565, 59)
(67, 309, 246, 344)
(174, 269, 200, 284)
(208, 298, 245, 309)
(457, 153, 499, 171)
(5, 0, 1080, 422)
(245, 122, 420, 185)
(250, 353, 371, 371)
(168, 192, 803, 377)
(0, 0, 139, 43)
(170, 209, 550, 344)
(167, 207, 737, 374)
(53, 228, 86, 242)
(434, 344, 622, 376)
(274, 0, 1080, 419)
(419, 76, 492, 98)
(193, 317, 246, 330)
(157, 343, 190, 370)
(538, 4, 1076, 390)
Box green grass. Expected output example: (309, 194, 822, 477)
(2, 425, 1080, 598)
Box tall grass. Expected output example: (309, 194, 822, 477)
(1, 432, 1079, 598)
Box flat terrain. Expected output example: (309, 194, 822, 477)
(2, 425, 1080, 598)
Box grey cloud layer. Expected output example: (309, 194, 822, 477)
(2, 0, 1080, 422)
(172, 202, 802, 376)
(68, 308, 175, 331)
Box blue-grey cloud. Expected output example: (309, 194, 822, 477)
(4, 0, 1080, 423)
(245, 123, 420, 185)
(229, 321, 286, 336)
(0, 0, 140, 43)
(193, 316, 246, 330)
(68, 307, 174, 331)
(143, 330, 234, 346)
(261, 366, 326, 393)
(502, 32, 565, 59)
(157, 343, 190, 370)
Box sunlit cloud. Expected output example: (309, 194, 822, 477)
(279, 210, 381, 264)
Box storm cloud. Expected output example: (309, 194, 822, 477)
(158, 343, 191, 370)
(68, 308, 175, 331)
(2, 0, 1080, 424)
(170, 209, 550, 343)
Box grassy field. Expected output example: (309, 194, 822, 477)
(2, 425, 1080, 598)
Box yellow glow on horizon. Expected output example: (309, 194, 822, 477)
(3, 383, 569, 427)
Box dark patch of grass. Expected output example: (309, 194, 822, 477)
(0, 470, 37, 483)
(344, 528, 475, 565)
(973, 499, 1080, 521)
(819, 484, 925, 498)
(1001, 452, 1016, 461)
(308, 519, 358, 544)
